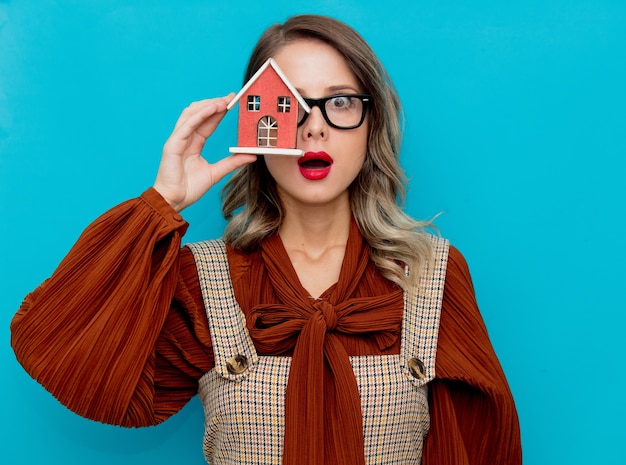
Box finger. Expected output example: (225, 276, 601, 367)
(173, 94, 234, 132)
(172, 101, 226, 138)
(192, 103, 232, 140)
(168, 105, 227, 150)
(163, 94, 236, 160)
(209, 154, 257, 186)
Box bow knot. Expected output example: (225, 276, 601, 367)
(314, 300, 338, 331)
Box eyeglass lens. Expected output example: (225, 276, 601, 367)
(298, 94, 369, 129)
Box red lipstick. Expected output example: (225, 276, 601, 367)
(297, 151, 333, 180)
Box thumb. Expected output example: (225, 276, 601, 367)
(209, 153, 258, 186)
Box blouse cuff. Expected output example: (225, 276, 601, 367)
(140, 187, 188, 230)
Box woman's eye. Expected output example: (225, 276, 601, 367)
(330, 96, 351, 109)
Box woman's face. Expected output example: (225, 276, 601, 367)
(263, 39, 368, 213)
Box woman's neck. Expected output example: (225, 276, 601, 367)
(278, 198, 352, 258)
(278, 198, 352, 298)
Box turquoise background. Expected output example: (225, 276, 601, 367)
(2, 0, 625, 463)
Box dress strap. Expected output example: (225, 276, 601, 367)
(400, 235, 449, 386)
(186, 239, 258, 381)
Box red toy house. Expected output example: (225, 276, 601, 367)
(227, 58, 310, 156)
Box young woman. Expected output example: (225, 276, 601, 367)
(10, 14, 521, 465)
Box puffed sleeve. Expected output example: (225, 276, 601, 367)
(422, 246, 522, 465)
(10, 188, 214, 427)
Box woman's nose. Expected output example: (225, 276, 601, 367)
(300, 106, 327, 139)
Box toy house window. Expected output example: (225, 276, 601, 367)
(247, 95, 261, 111)
(258, 116, 278, 147)
(277, 96, 291, 113)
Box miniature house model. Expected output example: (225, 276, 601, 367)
(227, 58, 310, 156)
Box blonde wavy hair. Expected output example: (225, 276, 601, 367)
(222, 14, 433, 290)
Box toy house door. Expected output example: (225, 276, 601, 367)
(258, 116, 278, 147)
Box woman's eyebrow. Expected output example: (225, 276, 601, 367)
(327, 85, 360, 93)
(295, 85, 361, 96)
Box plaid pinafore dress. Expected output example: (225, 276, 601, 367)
(187, 236, 449, 464)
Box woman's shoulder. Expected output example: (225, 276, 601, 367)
(421, 233, 470, 277)
(447, 243, 470, 272)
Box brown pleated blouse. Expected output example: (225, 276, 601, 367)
(10, 188, 522, 464)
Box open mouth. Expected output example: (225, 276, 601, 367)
(298, 152, 333, 180)
(298, 158, 331, 169)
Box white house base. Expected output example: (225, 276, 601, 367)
(229, 147, 304, 156)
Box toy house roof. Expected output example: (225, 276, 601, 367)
(226, 58, 311, 113)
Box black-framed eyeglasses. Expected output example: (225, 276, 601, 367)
(297, 94, 371, 130)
